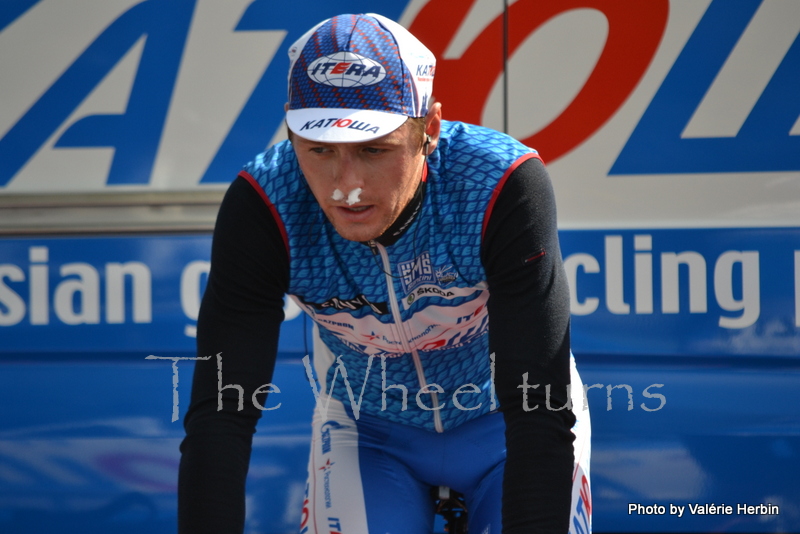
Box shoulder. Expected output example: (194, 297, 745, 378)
(241, 140, 297, 181)
(427, 122, 540, 212)
(240, 140, 306, 200)
(438, 120, 531, 154)
(434, 121, 537, 183)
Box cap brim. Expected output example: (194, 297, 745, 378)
(286, 108, 408, 143)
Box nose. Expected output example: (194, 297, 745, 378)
(332, 151, 365, 193)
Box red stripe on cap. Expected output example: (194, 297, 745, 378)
(481, 152, 543, 240)
(239, 171, 290, 260)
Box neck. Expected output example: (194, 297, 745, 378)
(371, 177, 426, 247)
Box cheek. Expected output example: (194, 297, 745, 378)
(297, 164, 330, 199)
(394, 161, 423, 197)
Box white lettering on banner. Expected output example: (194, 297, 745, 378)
(635, 235, 653, 314)
(564, 235, 762, 328)
(0, 238, 788, 348)
(714, 251, 760, 329)
(0, 246, 152, 326)
(180, 260, 209, 338)
(661, 252, 708, 314)
(106, 262, 152, 323)
(0, 265, 25, 326)
(565, 254, 600, 315)
(30, 246, 49, 324)
(180, 260, 209, 321)
(604, 236, 629, 314)
(54, 263, 100, 325)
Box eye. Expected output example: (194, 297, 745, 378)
(362, 146, 385, 155)
(310, 146, 330, 154)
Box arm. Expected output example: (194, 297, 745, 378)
(178, 175, 289, 534)
(482, 157, 575, 534)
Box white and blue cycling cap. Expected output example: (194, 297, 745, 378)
(286, 13, 436, 143)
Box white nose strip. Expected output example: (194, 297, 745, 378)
(332, 188, 363, 206)
(346, 188, 362, 206)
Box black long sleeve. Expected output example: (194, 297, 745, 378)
(178, 175, 289, 534)
(482, 157, 576, 534)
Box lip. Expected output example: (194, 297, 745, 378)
(334, 204, 376, 222)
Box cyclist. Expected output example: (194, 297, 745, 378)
(179, 13, 591, 534)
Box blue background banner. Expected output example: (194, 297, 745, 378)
(2, 229, 797, 358)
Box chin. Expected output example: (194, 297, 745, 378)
(330, 220, 385, 243)
(335, 227, 381, 243)
(325, 209, 391, 243)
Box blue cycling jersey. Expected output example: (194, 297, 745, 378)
(242, 120, 539, 432)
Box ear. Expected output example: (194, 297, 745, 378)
(424, 101, 443, 154)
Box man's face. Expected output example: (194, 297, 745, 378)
(292, 110, 439, 242)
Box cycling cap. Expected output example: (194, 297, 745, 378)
(286, 13, 436, 143)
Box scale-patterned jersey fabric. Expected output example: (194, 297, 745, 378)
(244, 120, 536, 431)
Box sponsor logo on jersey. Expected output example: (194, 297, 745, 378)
(307, 52, 386, 87)
(320, 420, 349, 455)
(435, 264, 459, 285)
(319, 458, 335, 509)
(413, 285, 455, 299)
(404, 280, 477, 310)
(399, 251, 434, 293)
(300, 294, 388, 315)
(399, 252, 458, 296)
(327, 517, 343, 534)
(419, 310, 489, 351)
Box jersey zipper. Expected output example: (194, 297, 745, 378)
(370, 240, 444, 433)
